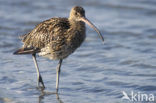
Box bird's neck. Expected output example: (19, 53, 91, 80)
(69, 19, 85, 30)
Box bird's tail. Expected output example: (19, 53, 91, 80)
(13, 47, 40, 55)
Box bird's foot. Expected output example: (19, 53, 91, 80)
(56, 88, 59, 94)
(37, 75, 45, 90)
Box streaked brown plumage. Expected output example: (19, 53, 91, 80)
(14, 6, 104, 93)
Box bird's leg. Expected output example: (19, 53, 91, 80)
(32, 54, 45, 89)
(56, 59, 63, 93)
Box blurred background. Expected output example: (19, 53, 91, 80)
(0, 0, 156, 103)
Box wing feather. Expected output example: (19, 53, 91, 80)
(22, 18, 70, 50)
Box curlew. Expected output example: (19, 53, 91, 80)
(14, 6, 104, 93)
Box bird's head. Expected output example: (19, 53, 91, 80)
(69, 6, 85, 20)
(69, 6, 104, 43)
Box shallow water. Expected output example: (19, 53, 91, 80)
(0, 0, 156, 103)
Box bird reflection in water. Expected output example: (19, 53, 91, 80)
(38, 89, 64, 103)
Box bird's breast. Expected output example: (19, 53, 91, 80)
(39, 21, 86, 60)
(67, 21, 86, 50)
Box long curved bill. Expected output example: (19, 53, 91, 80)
(80, 17, 104, 43)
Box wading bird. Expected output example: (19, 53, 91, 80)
(14, 6, 104, 93)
